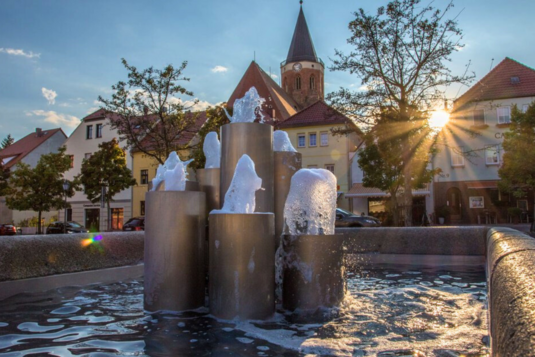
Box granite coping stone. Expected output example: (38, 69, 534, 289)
(0, 232, 144, 281)
(487, 227, 535, 356)
(338, 226, 487, 255)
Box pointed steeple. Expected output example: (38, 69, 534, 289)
(286, 6, 318, 63)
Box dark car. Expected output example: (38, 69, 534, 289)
(335, 208, 381, 227)
(123, 217, 144, 231)
(0, 224, 17, 236)
(46, 221, 89, 234)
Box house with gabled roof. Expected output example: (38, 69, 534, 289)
(432, 57, 535, 224)
(0, 127, 67, 225)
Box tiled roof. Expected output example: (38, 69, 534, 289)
(454, 57, 535, 111)
(137, 111, 208, 151)
(83, 108, 107, 121)
(0, 128, 66, 169)
(285, 6, 319, 64)
(277, 100, 349, 129)
(227, 61, 300, 122)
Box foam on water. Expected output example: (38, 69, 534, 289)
(273, 130, 297, 152)
(213, 154, 262, 214)
(203, 132, 221, 169)
(283, 169, 337, 235)
(151, 152, 193, 191)
(224, 87, 265, 123)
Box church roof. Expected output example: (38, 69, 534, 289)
(227, 61, 300, 122)
(277, 100, 349, 129)
(285, 7, 319, 64)
(454, 57, 535, 111)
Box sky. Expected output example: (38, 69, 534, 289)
(1, 0, 534, 140)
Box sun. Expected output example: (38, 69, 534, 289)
(428, 110, 450, 130)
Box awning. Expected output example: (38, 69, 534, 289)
(345, 183, 430, 198)
(466, 181, 499, 189)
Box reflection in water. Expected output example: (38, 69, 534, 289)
(0, 265, 489, 356)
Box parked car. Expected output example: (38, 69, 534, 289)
(123, 217, 145, 231)
(0, 224, 17, 236)
(335, 208, 381, 227)
(46, 221, 89, 234)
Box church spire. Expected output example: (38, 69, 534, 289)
(285, 5, 318, 64)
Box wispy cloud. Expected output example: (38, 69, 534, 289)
(41, 88, 57, 105)
(27, 110, 80, 128)
(271, 74, 278, 79)
(211, 65, 228, 73)
(0, 48, 40, 58)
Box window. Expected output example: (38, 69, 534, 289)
(451, 147, 464, 166)
(86, 125, 93, 139)
(96, 124, 103, 138)
(518, 200, 528, 211)
(473, 109, 485, 125)
(111, 208, 124, 230)
(310, 75, 315, 90)
(297, 134, 305, 148)
(320, 132, 329, 146)
(66, 208, 72, 222)
(84, 153, 92, 160)
(295, 75, 301, 90)
(522, 104, 529, 113)
(309, 133, 317, 147)
(140, 169, 149, 185)
(325, 164, 335, 173)
(497, 106, 511, 124)
(485, 146, 500, 165)
(69, 155, 74, 168)
(140, 201, 146, 215)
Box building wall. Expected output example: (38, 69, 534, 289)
(281, 60, 324, 108)
(432, 97, 535, 223)
(20, 131, 67, 168)
(60, 116, 133, 231)
(282, 124, 357, 210)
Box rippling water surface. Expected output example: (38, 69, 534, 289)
(0, 264, 489, 356)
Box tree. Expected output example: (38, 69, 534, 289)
(498, 103, 535, 228)
(0, 161, 9, 197)
(99, 58, 201, 165)
(328, 0, 473, 226)
(189, 105, 230, 171)
(6, 147, 76, 234)
(1, 134, 14, 149)
(78, 138, 136, 231)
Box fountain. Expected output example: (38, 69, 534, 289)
(2, 86, 535, 355)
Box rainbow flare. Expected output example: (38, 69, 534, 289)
(81, 234, 103, 247)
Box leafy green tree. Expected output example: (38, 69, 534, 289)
(358, 111, 437, 226)
(499, 103, 535, 226)
(189, 105, 230, 171)
(328, 0, 473, 226)
(6, 147, 76, 234)
(1, 134, 14, 149)
(99, 58, 201, 165)
(0, 160, 9, 197)
(78, 139, 136, 231)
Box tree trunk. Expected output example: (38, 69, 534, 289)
(107, 199, 111, 232)
(37, 210, 42, 234)
(391, 193, 399, 227)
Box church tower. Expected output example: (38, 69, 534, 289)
(281, 3, 324, 109)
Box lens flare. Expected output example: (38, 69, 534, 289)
(81, 234, 103, 247)
(428, 110, 450, 129)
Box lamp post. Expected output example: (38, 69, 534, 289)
(63, 180, 69, 234)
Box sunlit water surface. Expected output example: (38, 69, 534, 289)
(0, 264, 489, 356)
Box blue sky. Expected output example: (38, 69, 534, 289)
(1, 0, 534, 140)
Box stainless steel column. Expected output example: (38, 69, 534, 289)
(282, 234, 345, 311)
(144, 191, 206, 312)
(220, 123, 273, 213)
(197, 168, 221, 215)
(185, 181, 200, 191)
(274, 152, 302, 246)
(209, 213, 275, 320)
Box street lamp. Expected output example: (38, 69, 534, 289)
(62, 180, 69, 234)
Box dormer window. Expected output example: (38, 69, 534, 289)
(510, 76, 520, 84)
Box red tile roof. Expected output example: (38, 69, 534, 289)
(0, 128, 66, 169)
(228, 61, 300, 122)
(277, 100, 349, 129)
(454, 58, 535, 111)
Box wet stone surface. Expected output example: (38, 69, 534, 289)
(0, 266, 489, 356)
